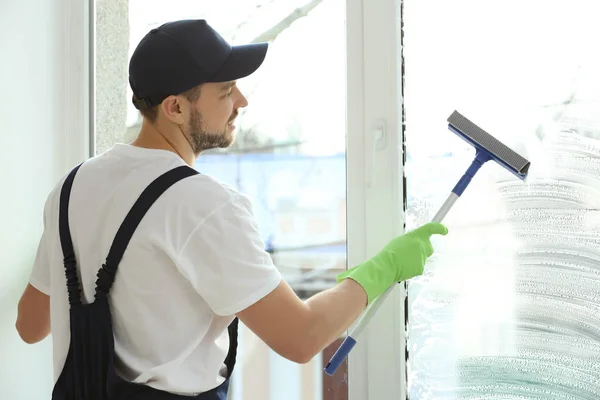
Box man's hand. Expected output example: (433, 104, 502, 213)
(337, 222, 448, 304)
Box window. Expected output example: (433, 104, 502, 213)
(94, 0, 350, 398)
(404, 0, 600, 398)
(29, 0, 600, 398)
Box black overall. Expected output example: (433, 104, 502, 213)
(52, 164, 238, 400)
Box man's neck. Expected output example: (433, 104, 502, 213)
(132, 119, 196, 166)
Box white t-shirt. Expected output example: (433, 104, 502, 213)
(28, 143, 282, 395)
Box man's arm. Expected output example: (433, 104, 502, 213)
(237, 222, 448, 364)
(17, 193, 53, 344)
(237, 278, 367, 363)
(16, 283, 50, 344)
(179, 187, 447, 364)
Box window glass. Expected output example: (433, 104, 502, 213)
(404, 1, 600, 398)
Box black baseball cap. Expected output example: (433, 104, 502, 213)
(129, 19, 268, 110)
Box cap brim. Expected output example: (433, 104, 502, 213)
(209, 42, 268, 83)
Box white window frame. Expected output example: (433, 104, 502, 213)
(346, 0, 405, 399)
(67, 0, 406, 398)
(61, 0, 94, 167)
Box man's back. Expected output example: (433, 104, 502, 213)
(30, 143, 282, 395)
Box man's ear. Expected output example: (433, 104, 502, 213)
(160, 95, 186, 125)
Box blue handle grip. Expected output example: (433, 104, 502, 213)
(323, 336, 357, 376)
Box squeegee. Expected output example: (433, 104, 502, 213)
(324, 110, 531, 376)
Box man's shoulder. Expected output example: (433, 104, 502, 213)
(162, 172, 259, 241)
(162, 170, 257, 225)
(42, 165, 77, 219)
(174, 171, 244, 204)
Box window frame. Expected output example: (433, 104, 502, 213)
(62, 0, 94, 165)
(346, 0, 405, 398)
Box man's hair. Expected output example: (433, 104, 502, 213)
(139, 85, 202, 123)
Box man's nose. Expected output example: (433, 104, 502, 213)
(234, 87, 248, 107)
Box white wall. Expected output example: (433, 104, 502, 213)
(0, 1, 89, 398)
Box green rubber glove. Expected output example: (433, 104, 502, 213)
(337, 222, 448, 305)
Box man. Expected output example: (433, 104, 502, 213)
(15, 19, 448, 399)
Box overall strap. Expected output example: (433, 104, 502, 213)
(224, 318, 239, 376)
(59, 163, 85, 306)
(94, 165, 199, 299)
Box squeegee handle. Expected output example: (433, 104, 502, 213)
(323, 335, 357, 375)
(323, 286, 395, 375)
(431, 192, 459, 222)
(323, 198, 452, 376)
(324, 153, 489, 376)
(323, 193, 459, 376)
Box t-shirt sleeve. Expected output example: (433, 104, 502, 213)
(176, 193, 283, 316)
(29, 196, 53, 295)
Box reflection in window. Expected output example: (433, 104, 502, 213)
(96, 0, 348, 398)
(404, 0, 600, 398)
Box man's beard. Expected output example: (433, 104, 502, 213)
(187, 108, 234, 153)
